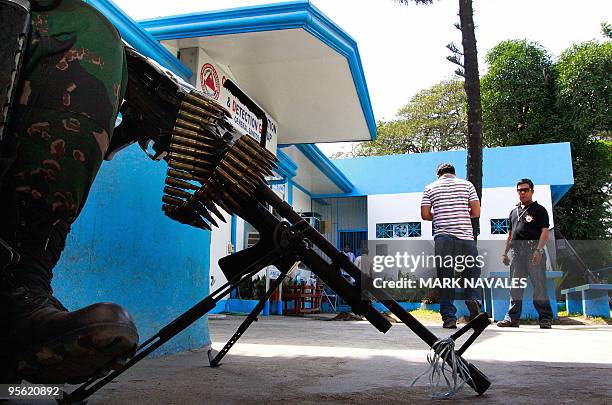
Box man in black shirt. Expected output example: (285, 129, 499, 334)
(497, 179, 553, 329)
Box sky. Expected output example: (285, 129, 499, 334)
(114, 0, 611, 156)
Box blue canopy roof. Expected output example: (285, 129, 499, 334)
(330, 142, 574, 205)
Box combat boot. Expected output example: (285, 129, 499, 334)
(0, 199, 139, 384)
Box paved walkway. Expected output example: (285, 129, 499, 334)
(80, 316, 612, 404)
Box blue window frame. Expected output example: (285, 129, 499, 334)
(377, 222, 421, 238)
(490, 218, 510, 235)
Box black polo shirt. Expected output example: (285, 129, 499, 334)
(508, 201, 550, 241)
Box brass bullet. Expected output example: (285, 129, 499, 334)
(164, 186, 192, 200)
(177, 109, 216, 128)
(186, 92, 230, 117)
(168, 160, 210, 176)
(170, 144, 213, 159)
(218, 188, 243, 212)
(175, 118, 201, 132)
(216, 167, 252, 197)
(219, 160, 257, 190)
(180, 101, 218, 121)
(240, 135, 277, 161)
(203, 181, 235, 214)
(234, 140, 276, 169)
(197, 195, 226, 223)
(194, 203, 219, 228)
(162, 194, 188, 208)
(172, 126, 216, 143)
(166, 168, 207, 184)
(168, 152, 212, 168)
(162, 202, 211, 231)
(171, 134, 216, 150)
(185, 92, 229, 117)
(165, 177, 199, 191)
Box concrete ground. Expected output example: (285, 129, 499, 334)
(66, 315, 612, 404)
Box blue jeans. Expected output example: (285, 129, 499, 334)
(504, 248, 553, 322)
(434, 234, 482, 321)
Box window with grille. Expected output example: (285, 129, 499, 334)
(490, 218, 510, 235)
(376, 222, 421, 238)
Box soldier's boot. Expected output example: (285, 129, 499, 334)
(1, 285, 139, 384)
(0, 201, 139, 384)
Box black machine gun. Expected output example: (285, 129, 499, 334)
(60, 47, 491, 403)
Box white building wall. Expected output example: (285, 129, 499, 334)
(209, 210, 233, 290)
(292, 185, 312, 213)
(368, 185, 553, 240)
(367, 193, 429, 239)
(367, 185, 555, 275)
(479, 186, 554, 239)
(235, 216, 245, 252)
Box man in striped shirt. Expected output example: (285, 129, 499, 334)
(421, 163, 482, 328)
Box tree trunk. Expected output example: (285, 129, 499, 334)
(458, 0, 483, 239)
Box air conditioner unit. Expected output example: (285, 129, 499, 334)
(299, 212, 321, 232)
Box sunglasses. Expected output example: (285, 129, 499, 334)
(517, 188, 532, 193)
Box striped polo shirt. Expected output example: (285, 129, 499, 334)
(421, 174, 479, 240)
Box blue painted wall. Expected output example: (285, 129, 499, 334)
(52, 146, 211, 356)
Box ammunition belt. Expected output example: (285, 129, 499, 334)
(160, 91, 278, 230)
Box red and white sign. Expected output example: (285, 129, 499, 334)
(197, 58, 278, 154)
(199, 63, 220, 100)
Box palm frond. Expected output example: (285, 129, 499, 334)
(446, 42, 463, 55)
(446, 55, 464, 67)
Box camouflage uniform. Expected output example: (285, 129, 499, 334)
(0, 0, 137, 384)
(1, 0, 127, 275)
(5, 0, 127, 220)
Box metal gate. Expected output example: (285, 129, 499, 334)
(312, 196, 367, 255)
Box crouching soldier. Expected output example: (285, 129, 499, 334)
(0, 0, 138, 383)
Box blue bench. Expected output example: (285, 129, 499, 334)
(489, 271, 563, 321)
(561, 284, 612, 319)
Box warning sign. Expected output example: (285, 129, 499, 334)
(199, 63, 220, 100)
(197, 58, 278, 154)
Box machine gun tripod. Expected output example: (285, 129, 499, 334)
(60, 181, 491, 404)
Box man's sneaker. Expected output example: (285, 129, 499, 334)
(496, 319, 519, 327)
(465, 299, 481, 321)
(443, 318, 457, 329)
(539, 319, 552, 329)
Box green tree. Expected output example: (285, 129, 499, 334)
(481, 40, 558, 147)
(355, 79, 467, 156)
(554, 140, 612, 240)
(555, 40, 612, 240)
(556, 41, 612, 139)
(481, 39, 612, 240)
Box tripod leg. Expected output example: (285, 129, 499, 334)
(209, 263, 294, 366)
